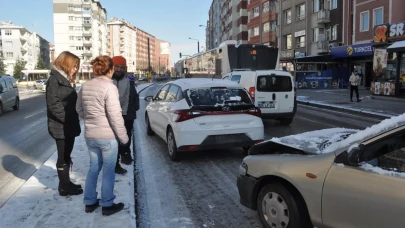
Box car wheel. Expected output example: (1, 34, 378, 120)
(279, 118, 293, 126)
(145, 113, 155, 136)
(0, 102, 3, 116)
(13, 97, 20, 110)
(257, 183, 311, 228)
(167, 128, 179, 161)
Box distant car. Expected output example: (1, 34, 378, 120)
(34, 79, 47, 89)
(144, 78, 264, 161)
(0, 75, 20, 116)
(42, 83, 46, 93)
(237, 115, 405, 228)
(138, 76, 147, 81)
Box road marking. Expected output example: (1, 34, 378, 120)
(24, 109, 46, 119)
(297, 116, 335, 128)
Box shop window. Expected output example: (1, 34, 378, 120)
(297, 4, 305, 21)
(360, 11, 370, 32)
(373, 8, 383, 26)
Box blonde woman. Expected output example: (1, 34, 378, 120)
(46, 51, 83, 196)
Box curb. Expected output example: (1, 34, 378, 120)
(297, 100, 394, 120)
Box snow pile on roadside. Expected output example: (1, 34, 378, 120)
(323, 114, 405, 154)
(0, 129, 136, 228)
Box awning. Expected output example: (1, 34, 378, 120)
(387, 40, 405, 52)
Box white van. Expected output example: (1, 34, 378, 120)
(222, 70, 296, 125)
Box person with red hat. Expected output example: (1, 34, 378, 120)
(111, 56, 133, 174)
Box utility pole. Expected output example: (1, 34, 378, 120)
(198, 41, 200, 53)
(147, 37, 151, 82)
(158, 56, 160, 75)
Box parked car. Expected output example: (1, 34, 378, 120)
(0, 75, 20, 116)
(144, 78, 264, 161)
(222, 70, 296, 125)
(138, 76, 147, 81)
(42, 83, 46, 93)
(34, 79, 47, 89)
(237, 114, 405, 228)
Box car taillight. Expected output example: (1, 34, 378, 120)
(249, 87, 255, 102)
(174, 110, 202, 122)
(247, 107, 261, 117)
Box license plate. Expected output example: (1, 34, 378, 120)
(213, 135, 240, 143)
(259, 101, 275, 108)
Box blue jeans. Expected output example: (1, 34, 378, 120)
(83, 139, 118, 207)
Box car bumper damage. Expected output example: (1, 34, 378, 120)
(237, 175, 258, 210)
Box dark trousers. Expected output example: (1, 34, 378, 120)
(350, 85, 359, 100)
(55, 137, 75, 167)
(117, 118, 134, 163)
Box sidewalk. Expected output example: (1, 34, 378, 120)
(297, 89, 405, 119)
(0, 123, 136, 228)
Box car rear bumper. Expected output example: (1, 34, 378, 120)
(237, 175, 258, 210)
(261, 112, 295, 119)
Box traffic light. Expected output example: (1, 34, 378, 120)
(179, 52, 182, 58)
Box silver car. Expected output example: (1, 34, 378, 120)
(237, 114, 405, 228)
(0, 75, 20, 116)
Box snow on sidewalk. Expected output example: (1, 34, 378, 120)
(0, 126, 136, 228)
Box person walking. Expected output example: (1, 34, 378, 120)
(46, 51, 83, 196)
(349, 70, 361, 102)
(111, 56, 131, 174)
(76, 55, 128, 216)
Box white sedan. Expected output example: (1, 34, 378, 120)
(144, 79, 264, 161)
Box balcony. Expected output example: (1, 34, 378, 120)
(83, 50, 93, 56)
(83, 21, 92, 27)
(83, 39, 92, 46)
(317, 41, 329, 54)
(21, 46, 28, 53)
(83, 30, 92, 36)
(317, 9, 330, 24)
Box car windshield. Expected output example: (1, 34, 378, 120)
(319, 133, 354, 151)
(185, 87, 253, 111)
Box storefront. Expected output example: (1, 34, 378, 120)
(330, 43, 374, 89)
(279, 50, 295, 74)
(371, 21, 405, 97)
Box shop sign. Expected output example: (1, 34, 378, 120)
(331, 43, 373, 58)
(295, 30, 305, 37)
(389, 21, 405, 38)
(373, 48, 388, 77)
(295, 52, 306, 58)
(373, 24, 390, 43)
(280, 50, 294, 60)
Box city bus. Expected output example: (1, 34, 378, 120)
(182, 40, 280, 79)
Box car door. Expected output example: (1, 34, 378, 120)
(6, 79, 16, 106)
(0, 79, 11, 108)
(149, 84, 170, 137)
(322, 127, 405, 228)
(156, 85, 180, 138)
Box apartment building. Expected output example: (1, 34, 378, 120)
(49, 44, 55, 63)
(53, 0, 107, 78)
(136, 28, 155, 73)
(0, 21, 50, 75)
(206, 0, 223, 50)
(247, 0, 277, 46)
(221, 0, 248, 45)
(154, 39, 171, 74)
(107, 18, 137, 73)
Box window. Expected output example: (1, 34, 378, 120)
(231, 75, 241, 83)
(263, 22, 270, 32)
(5, 30, 12, 36)
(313, 0, 324, 12)
(69, 26, 74, 31)
(186, 88, 252, 107)
(257, 75, 292, 92)
(331, 25, 337, 40)
(253, 7, 259, 17)
(0, 80, 6, 91)
(284, 9, 292, 24)
(165, 85, 180, 102)
(362, 130, 405, 173)
(253, 26, 259, 36)
(5, 41, 12, 47)
(6, 52, 13, 58)
(360, 11, 370, 32)
(296, 36, 305, 48)
(297, 4, 305, 20)
(374, 8, 383, 26)
(5, 79, 13, 89)
(313, 27, 324, 42)
(330, 0, 337, 10)
(263, 1, 270, 13)
(69, 16, 74, 21)
(69, 36, 74, 40)
(248, 29, 251, 41)
(285, 34, 292, 49)
(156, 85, 170, 101)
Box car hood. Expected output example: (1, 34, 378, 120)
(250, 128, 359, 155)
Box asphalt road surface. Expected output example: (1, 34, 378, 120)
(0, 91, 56, 208)
(133, 82, 381, 228)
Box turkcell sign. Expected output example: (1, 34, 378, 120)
(331, 43, 374, 58)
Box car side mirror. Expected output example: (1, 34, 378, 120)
(347, 146, 362, 166)
(144, 96, 154, 102)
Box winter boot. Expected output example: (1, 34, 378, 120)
(67, 160, 82, 189)
(102, 203, 125, 216)
(121, 150, 133, 165)
(115, 163, 127, 174)
(85, 199, 100, 213)
(57, 164, 83, 196)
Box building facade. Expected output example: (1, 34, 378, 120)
(49, 44, 55, 63)
(107, 18, 137, 73)
(247, 0, 277, 46)
(154, 39, 171, 74)
(135, 28, 155, 73)
(206, 0, 223, 50)
(53, 0, 107, 78)
(0, 21, 50, 75)
(221, 0, 248, 45)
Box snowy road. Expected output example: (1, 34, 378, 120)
(133, 82, 381, 228)
(0, 93, 56, 208)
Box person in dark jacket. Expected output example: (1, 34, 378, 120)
(46, 51, 83, 196)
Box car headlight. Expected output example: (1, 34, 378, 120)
(239, 162, 248, 176)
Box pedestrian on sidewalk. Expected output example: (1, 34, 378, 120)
(349, 70, 361, 102)
(111, 56, 132, 174)
(76, 55, 128, 216)
(46, 51, 83, 196)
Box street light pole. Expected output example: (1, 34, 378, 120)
(189, 37, 200, 53)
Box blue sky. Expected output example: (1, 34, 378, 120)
(0, 0, 211, 65)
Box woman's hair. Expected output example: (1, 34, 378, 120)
(53, 51, 80, 82)
(91, 56, 113, 76)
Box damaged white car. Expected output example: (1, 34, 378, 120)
(237, 114, 405, 228)
(144, 79, 264, 161)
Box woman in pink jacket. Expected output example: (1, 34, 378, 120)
(76, 56, 129, 216)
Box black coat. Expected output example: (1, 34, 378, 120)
(124, 80, 139, 120)
(46, 69, 81, 139)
